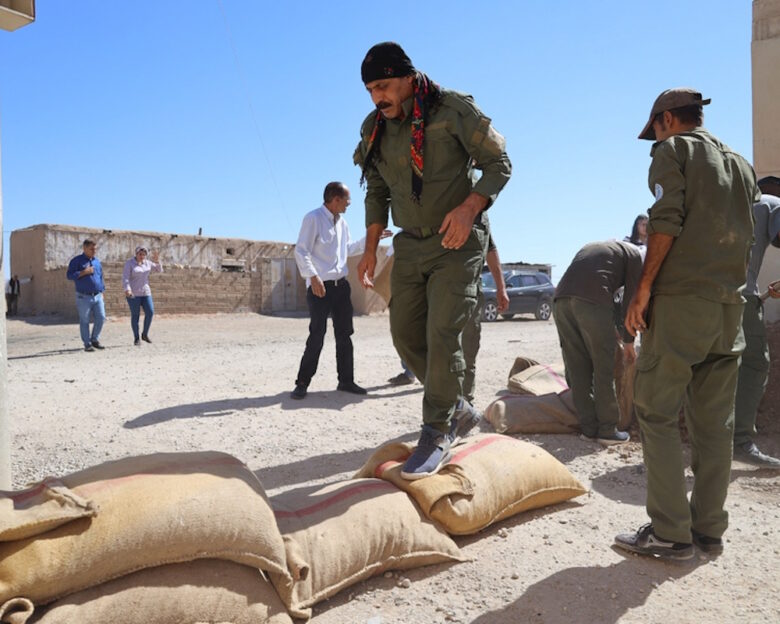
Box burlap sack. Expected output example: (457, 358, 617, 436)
(615, 343, 637, 430)
(0, 452, 290, 605)
(508, 359, 569, 396)
(355, 434, 587, 535)
(372, 253, 394, 305)
(1, 479, 97, 542)
(0, 598, 33, 624)
(269, 478, 465, 620)
(25, 560, 292, 624)
(485, 389, 580, 434)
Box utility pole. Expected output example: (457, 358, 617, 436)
(0, 1, 36, 488)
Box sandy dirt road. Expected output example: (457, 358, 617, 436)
(6, 312, 780, 623)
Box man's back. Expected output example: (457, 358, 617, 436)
(648, 128, 758, 303)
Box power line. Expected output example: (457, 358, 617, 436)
(215, 0, 292, 232)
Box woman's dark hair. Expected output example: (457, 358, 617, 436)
(629, 214, 648, 245)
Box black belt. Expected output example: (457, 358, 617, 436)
(323, 278, 346, 286)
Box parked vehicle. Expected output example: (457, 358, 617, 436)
(481, 270, 554, 322)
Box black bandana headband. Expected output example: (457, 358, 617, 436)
(361, 42, 415, 84)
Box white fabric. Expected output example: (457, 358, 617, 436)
(294, 205, 364, 287)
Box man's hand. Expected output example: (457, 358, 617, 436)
(357, 252, 377, 289)
(310, 276, 326, 298)
(151, 250, 160, 263)
(80, 265, 94, 277)
(439, 193, 487, 250)
(496, 287, 510, 313)
(624, 286, 651, 337)
(768, 279, 780, 299)
(125, 289, 133, 299)
(379, 229, 393, 240)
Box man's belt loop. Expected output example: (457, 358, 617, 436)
(402, 225, 440, 239)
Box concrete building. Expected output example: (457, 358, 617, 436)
(753, 0, 780, 321)
(10, 224, 389, 319)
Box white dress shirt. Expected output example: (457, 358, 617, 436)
(294, 205, 365, 287)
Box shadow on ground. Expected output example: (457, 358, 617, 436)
(469, 556, 705, 624)
(124, 386, 421, 429)
(255, 431, 419, 490)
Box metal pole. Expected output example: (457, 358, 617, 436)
(0, 115, 10, 488)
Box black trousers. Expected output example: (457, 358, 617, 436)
(295, 279, 354, 387)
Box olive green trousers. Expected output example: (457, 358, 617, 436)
(734, 295, 770, 445)
(634, 295, 744, 542)
(390, 227, 485, 431)
(553, 297, 621, 437)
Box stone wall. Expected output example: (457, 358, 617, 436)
(10, 224, 387, 319)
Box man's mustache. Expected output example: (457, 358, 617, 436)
(376, 101, 391, 110)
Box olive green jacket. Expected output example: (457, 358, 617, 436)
(647, 128, 760, 304)
(353, 90, 511, 230)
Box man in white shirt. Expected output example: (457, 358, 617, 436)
(291, 182, 370, 399)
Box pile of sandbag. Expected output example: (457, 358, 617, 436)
(0, 451, 293, 624)
(485, 357, 580, 434)
(1, 432, 588, 622)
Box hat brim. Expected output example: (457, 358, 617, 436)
(638, 117, 656, 141)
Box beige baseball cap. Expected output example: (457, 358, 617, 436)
(638, 88, 711, 141)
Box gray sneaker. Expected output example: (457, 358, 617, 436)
(733, 441, 780, 469)
(449, 398, 482, 443)
(614, 523, 694, 560)
(400, 425, 453, 480)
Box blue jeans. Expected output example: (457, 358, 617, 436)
(126, 295, 154, 340)
(75, 292, 106, 346)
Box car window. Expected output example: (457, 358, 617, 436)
(481, 273, 496, 289)
(520, 275, 536, 287)
(506, 275, 521, 288)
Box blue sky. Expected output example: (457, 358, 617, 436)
(0, 1, 755, 281)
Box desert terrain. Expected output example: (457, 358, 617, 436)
(6, 311, 780, 624)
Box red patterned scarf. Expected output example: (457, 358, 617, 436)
(360, 73, 442, 203)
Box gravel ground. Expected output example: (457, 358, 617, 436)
(6, 312, 780, 624)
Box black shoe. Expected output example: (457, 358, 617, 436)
(84, 344, 95, 352)
(134, 338, 141, 346)
(290, 385, 307, 400)
(692, 529, 724, 555)
(733, 441, 780, 469)
(90, 341, 105, 350)
(614, 523, 694, 560)
(141, 334, 152, 343)
(597, 429, 630, 446)
(387, 372, 415, 386)
(337, 381, 367, 395)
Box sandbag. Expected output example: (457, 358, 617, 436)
(26, 560, 292, 624)
(0, 452, 290, 605)
(0, 598, 33, 624)
(485, 389, 580, 434)
(615, 343, 637, 429)
(269, 478, 464, 620)
(1, 479, 96, 542)
(355, 434, 587, 535)
(508, 360, 569, 396)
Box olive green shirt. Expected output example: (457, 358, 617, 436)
(353, 90, 511, 229)
(646, 128, 760, 304)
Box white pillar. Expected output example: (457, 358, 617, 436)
(753, 0, 780, 322)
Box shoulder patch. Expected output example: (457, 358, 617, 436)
(654, 183, 664, 201)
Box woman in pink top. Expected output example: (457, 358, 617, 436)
(122, 246, 163, 345)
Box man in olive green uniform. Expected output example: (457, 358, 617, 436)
(733, 176, 780, 468)
(462, 227, 509, 404)
(354, 42, 511, 479)
(615, 89, 760, 560)
(553, 240, 643, 445)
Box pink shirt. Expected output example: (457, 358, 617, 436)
(122, 258, 163, 296)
